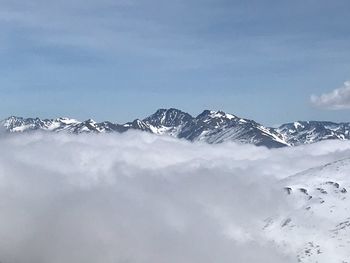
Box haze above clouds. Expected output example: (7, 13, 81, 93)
(1, 132, 350, 262)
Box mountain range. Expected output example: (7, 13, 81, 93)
(2, 108, 350, 262)
(2, 108, 350, 148)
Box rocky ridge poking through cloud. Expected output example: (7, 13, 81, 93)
(4, 108, 350, 148)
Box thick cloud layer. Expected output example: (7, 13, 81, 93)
(0, 132, 350, 263)
(311, 81, 350, 110)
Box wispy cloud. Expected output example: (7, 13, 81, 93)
(311, 81, 350, 110)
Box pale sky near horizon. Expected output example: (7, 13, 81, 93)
(0, 0, 350, 125)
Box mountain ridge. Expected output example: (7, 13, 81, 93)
(2, 108, 350, 148)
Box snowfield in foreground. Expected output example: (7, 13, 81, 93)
(0, 132, 350, 262)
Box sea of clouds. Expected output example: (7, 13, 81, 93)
(0, 131, 350, 263)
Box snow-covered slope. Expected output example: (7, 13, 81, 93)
(264, 158, 350, 262)
(2, 109, 350, 148)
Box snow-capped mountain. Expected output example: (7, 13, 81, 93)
(264, 158, 350, 262)
(144, 108, 193, 129)
(2, 109, 350, 148)
(142, 109, 288, 147)
(277, 121, 350, 146)
(1, 116, 127, 134)
(0, 109, 289, 148)
(177, 110, 287, 147)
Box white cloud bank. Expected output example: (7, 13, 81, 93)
(311, 81, 350, 109)
(0, 132, 350, 262)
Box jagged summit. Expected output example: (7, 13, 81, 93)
(1, 108, 350, 148)
(143, 108, 193, 128)
(196, 110, 237, 121)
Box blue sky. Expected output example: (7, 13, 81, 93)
(0, 0, 350, 125)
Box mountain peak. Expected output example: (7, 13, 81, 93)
(196, 110, 237, 121)
(143, 108, 193, 127)
(55, 117, 79, 124)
